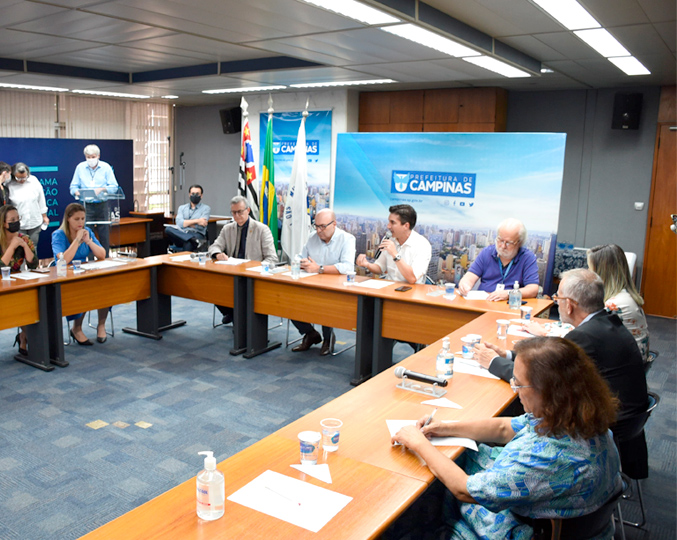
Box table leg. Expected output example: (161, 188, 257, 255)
(230, 275, 247, 355)
(45, 283, 68, 368)
(351, 295, 375, 386)
(137, 221, 151, 258)
(243, 277, 281, 358)
(372, 297, 394, 376)
(15, 286, 56, 371)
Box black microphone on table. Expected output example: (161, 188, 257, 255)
(394, 366, 448, 387)
(373, 231, 392, 260)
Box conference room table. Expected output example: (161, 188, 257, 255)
(79, 310, 526, 540)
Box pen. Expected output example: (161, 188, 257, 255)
(422, 408, 438, 430)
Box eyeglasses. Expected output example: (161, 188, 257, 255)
(313, 221, 334, 231)
(496, 237, 518, 247)
(510, 377, 532, 394)
(231, 209, 249, 216)
(552, 294, 578, 305)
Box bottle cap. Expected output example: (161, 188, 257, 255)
(198, 451, 216, 470)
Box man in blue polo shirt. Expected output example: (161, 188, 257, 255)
(457, 218, 539, 301)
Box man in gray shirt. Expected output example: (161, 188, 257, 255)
(167, 184, 210, 252)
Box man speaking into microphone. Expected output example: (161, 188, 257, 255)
(357, 204, 431, 284)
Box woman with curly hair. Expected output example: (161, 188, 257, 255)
(392, 337, 622, 540)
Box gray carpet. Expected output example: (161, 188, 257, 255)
(0, 302, 673, 540)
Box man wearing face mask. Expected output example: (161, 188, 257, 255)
(166, 184, 211, 252)
(70, 144, 120, 255)
(8, 163, 49, 249)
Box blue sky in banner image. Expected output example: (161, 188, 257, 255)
(333, 132, 566, 235)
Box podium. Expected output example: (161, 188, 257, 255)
(76, 186, 125, 255)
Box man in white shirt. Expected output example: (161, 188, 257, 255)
(356, 204, 431, 284)
(8, 163, 49, 249)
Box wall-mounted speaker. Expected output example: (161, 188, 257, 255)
(219, 106, 242, 134)
(611, 93, 642, 130)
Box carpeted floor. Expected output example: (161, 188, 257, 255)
(0, 301, 673, 540)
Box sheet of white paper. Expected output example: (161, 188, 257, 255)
(163, 223, 181, 230)
(290, 463, 332, 484)
(80, 260, 127, 270)
(12, 272, 47, 280)
(386, 420, 478, 450)
(507, 325, 532, 338)
(452, 358, 500, 380)
(247, 266, 287, 275)
(214, 258, 250, 265)
(443, 294, 456, 301)
(280, 271, 318, 278)
(426, 289, 446, 297)
(421, 397, 462, 409)
(169, 254, 193, 262)
(463, 290, 489, 300)
(227, 470, 351, 533)
(353, 279, 395, 290)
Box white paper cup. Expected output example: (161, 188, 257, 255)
(520, 305, 533, 320)
(461, 336, 476, 359)
(1, 267, 11, 280)
(298, 431, 321, 464)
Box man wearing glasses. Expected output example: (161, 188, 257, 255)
(290, 208, 356, 356)
(475, 268, 647, 428)
(457, 218, 539, 301)
(209, 195, 278, 325)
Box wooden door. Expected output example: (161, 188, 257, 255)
(641, 123, 676, 317)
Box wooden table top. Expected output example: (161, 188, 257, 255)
(79, 434, 427, 540)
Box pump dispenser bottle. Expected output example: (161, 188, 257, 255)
(196, 451, 225, 520)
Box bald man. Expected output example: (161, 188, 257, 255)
(291, 209, 356, 356)
(457, 218, 539, 301)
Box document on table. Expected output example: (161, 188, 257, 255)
(247, 266, 288, 274)
(386, 420, 478, 451)
(214, 258, 250, 265)
(280, 270, 318, 278)
(463, 290, 489, 300)
(507, 324, 532, 338)
(453, 357, 501, 380)
(80, 260, 128, 270)
(353, 279, 395, 290)
(170, 254, 193, 262)
(227, 470, 352, 533)
(12, 271, 48, 280)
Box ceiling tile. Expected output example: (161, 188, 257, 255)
(653, 21, 676, 52)
(581, 0, 650, 26)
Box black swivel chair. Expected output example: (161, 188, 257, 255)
(612, 391, 660, 529)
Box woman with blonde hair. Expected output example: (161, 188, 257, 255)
(587, 244, 649, 362)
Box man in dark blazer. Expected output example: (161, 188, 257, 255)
(476, 268, 648, 425)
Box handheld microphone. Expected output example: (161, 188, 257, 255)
(394, 366, 448, 387)
(373, 231, 392, 260)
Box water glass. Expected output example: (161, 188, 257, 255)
(298, 431, 321, 464)
(496, 319, 509, 339)
(72, 260, 82, 273)
(320, 418, 343, 452)
(198, 252, 206, 266)
(1, 267, 11, 280)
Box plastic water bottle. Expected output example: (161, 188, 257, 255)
(291, 254, 301, 279)
(509, 281, 522, 310)
(436, 338, 453, 379)
(196, 451, 225, 521)
(56, 254, 67, 277)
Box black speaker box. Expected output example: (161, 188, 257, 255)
(611, 93, 642, 130)
(219, 106, 242, 134)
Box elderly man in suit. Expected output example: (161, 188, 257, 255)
(208, 195, 278, 324)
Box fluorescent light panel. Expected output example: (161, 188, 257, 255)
(382, 24, 480, 57)
(290, 79, 395, 88)
(0, 82, 69, 92)
(531, 0, 600, 30)
(574, 28, 630, 57)
(161, 95, 179, 99)
(203, 85, 286, 94)
(299, 0, 399, 25)
(463, 56, 531, 78)
(608, 56, 650, 76)
(72, 89, 150, 99)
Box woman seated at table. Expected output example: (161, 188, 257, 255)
(1, 204, 38, 355)
(587, 243, 649, 363)
(52, 202, 109, 345)
(392, 337, 622, 540)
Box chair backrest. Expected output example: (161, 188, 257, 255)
(532, 487, 623, 540)
(613, 391, 660, 443)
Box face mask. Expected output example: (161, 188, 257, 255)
(7, 221, 20, 233)
(190, 194, 201, 204)
(87, 158, 99, 168)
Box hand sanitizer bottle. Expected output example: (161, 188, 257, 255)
(196, 451, 225, 520)
(56, 254, 67, 277)
(436, 338, 453, 379)
(509, 281, 522, 310)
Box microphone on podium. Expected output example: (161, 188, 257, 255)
(394, 366, 448, 387)
(373, 231, 392, 260)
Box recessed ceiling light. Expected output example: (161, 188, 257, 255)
(463, 56, 531, 78)
(608, 56, 651, 76)
(540, 67, 554, 74)
(290, 79, 395, 88)
(0, 82, 69, 92)
(531, 0, 600, 30)
(299, 0, 399, 25)
(382, 24, 480, 57)
(72, 89, 150, 99)
(203, 85, 287, 94)
(161, 95, 179, 99)
(574, 28, 630, 58)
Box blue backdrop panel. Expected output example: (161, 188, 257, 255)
(0, 138, 133, 258)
